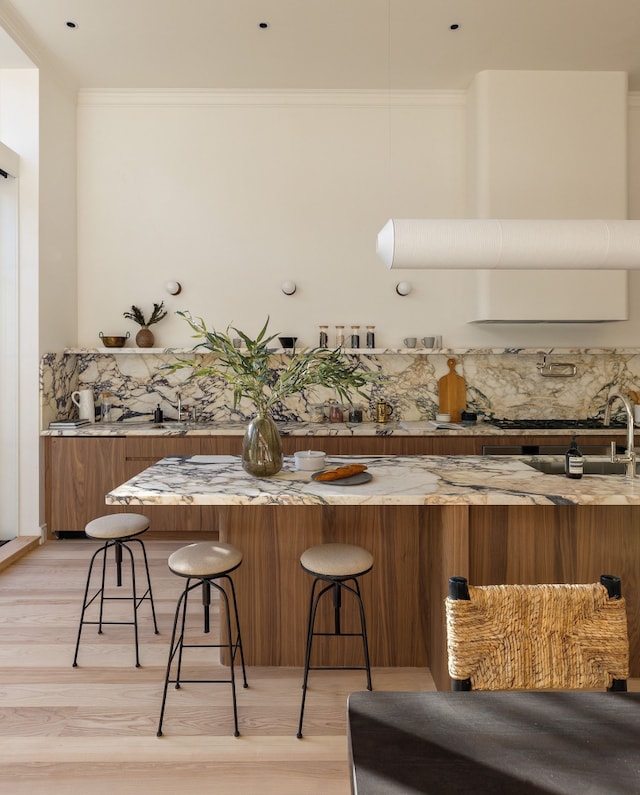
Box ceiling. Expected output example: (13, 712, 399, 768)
(1, 0, 640, 91)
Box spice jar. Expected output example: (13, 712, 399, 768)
(350, 325, 360, 348)
(101, 392, 113, 423)
(366, 325, 375, 348)
(319, 325, 328, 348)
(335, 325, 345, 347)
(348, 403, 364, 423)
(328, 400, 344, 422)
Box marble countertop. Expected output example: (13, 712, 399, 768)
(42, 420, 627, 438)
(105, 454, 640, 507)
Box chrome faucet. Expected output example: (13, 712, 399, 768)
(604, 392, 636, 478)
(176, 392, 185, 422)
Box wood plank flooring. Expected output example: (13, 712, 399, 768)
(0, 538, 434, 794)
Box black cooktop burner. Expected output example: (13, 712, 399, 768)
(489, 418, 625, 430)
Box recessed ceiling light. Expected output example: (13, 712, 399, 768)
(258, 22, 269, 30)
(65, 21, 78, 29)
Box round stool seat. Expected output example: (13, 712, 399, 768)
(300, 543, 373, 579)
(168, 542, 243, 579)
(85, 513, 149, 541)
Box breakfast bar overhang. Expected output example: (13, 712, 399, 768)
(106, 454, 640, 690)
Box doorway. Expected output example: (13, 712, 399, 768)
(0, 148, 19, 540)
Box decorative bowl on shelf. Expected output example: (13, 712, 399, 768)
(99, 332, 130, 348)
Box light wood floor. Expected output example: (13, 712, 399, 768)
(0, 537, 434, 794)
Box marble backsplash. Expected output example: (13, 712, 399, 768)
(40, 348, 640, 428)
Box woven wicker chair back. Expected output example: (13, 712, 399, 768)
(446, 582, 629, 690)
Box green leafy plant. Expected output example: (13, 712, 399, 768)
(165, 312, 380, 416)
(123, 302, 167, 327)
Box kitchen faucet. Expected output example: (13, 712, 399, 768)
(604, 392, 636, 478)
(176, 392, 185, 422)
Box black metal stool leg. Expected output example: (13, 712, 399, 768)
(72, 542, 108, 666)
(352, 578, 372, 690)
(217, 582, 240, 737)
(297, 575, 373, 739)
(157, 584, 190, 737)
(174, 579, 193, 687)
(121, 542, 141, 668)
(97, 543, 109, 633)
(226, 575, 249, 688)
(297, 579, 331, 739)
(131, 537, 159, 634)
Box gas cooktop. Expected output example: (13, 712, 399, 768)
(488, 418, 625, 430)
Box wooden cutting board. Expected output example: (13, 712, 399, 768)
(438, 358, 466, 422)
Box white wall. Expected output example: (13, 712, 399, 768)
(76, 87, 640, 350)
(0, 64, 76, 538)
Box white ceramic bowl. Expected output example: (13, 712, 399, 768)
(294, 450, 326, 472)
(435, 413, 451, 423)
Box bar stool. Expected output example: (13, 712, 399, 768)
(72, 512, 159, 668)
(157, 541, 248, 738)
(297, 542, 373, 739)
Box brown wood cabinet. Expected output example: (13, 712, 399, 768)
(46, 437, 127, 537)
(44, 430, 625, 537)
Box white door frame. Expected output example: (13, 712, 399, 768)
(0, 140, 19, 540)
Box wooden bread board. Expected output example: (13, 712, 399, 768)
(438, 358, 466, 422)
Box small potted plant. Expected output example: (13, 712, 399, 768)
(123, 302, 167, 348)
(166, 313, 380, 476)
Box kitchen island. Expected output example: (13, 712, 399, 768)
(106, 453, 640, 689)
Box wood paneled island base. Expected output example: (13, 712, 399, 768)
(107, 455, 640, 690)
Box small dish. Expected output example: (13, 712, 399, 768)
(311, 471, 373, 486)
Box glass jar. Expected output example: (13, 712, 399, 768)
(335, 325, 345, 347)
(366, 325, 376, 348)
(348, 403, 364, 423)
(350, 325, 360, 348)
(318, 325, 328, 348)
(328, 400, 344, 422)
(101, 392, 112, 423)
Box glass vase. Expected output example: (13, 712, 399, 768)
(242, 412, 283, 477)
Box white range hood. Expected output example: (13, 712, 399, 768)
(472, 269, 628, 323)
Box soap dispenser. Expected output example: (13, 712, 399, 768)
(154, 404, 164, 424)
(565, 436, 584, 479)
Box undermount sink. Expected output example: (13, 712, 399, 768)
(524, 458, 638, 476)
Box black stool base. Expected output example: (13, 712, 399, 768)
(72, 536, 159, 668)
(297, 577, 372, 739)
(157, 574, 248, 738)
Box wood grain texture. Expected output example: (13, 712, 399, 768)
(217, 504, 429, 668)
(47, 437, 128, 535)
(468, 505, 640, 678)
(0, 539, 433, 794)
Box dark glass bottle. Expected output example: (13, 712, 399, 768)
(366, 325, 375, 348)
(564, 436, 584, 479)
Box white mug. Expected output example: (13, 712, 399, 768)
(71, 389, 95, 423)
